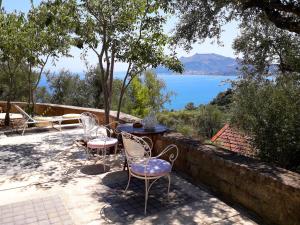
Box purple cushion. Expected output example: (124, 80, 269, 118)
(131, 158, 171, 177)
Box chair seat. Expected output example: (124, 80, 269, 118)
(87, 137, 118, 149)
(131, 158, 171, 177)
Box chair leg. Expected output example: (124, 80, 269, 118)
(123, 158, 128, 171)
(167, 174, 171, 198)
(124, 172, 131, 193)
(102, 148, 106, 172)
(114, 144, 118, 159)
(144, 179, 149, 215)
(22, 124, 26, 135)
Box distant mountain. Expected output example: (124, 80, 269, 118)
(156, 53, 239, 75)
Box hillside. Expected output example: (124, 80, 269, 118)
(156, 53, 239, 75)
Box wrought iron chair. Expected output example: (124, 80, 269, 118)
(80, 112, 119, 164)
(80, 112, 102, 141)
(121, 132, 178, 214)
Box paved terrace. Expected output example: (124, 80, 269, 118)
(0, 128, 258, 225)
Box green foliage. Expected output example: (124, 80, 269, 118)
(185, 102, 196, 111)
(234, 17, 300, 76)
(35, 86, 51, 103)
(0, 11, 29, 123)
(74, 0, 183, 123)
(46, 70, 89, 107)
(210, 89, 233, 111)
(158, 105, 226, 139)
(84, 65, 104, 108)
(41, 69, 170, 119)
(175, 0, 300, 170)
(0, 12, 27, 67)
(174, 0, 300, 49)
(114, 71, 173, 118)
(230, 13, 300, 171)
(0, 1, 76, 120)
(231, 76, 300, 170)
(0, 12, 29, 115)
(157, 110, 197, 137)
(195, 105, 226, 138)
(0, 64, 32, 102)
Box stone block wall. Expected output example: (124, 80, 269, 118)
(154, 132, 300, 225)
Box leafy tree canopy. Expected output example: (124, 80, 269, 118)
(0, 0, 77, 122)
(231, 76, 300, 171)
(72, 0, 183, 123)
(123, 70, 173, 117)
(233, 16, 300, 77)
(174, 0, 300, 49)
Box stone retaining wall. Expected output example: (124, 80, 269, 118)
(154, 132, 300, 225)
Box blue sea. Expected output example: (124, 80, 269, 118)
(40, 72, 236, 110)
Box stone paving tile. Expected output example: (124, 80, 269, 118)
(0, 129, 259, 225)
(100, 177, 196, 223)
(0, 195, 74, 225)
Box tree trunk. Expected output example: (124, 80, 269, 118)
(116, 63, 132, 121)
(98, 59, 110, 125)
(27, 71, 34, 116)
(4, 99, 11, 127)
(4, 73, 14, 126)
(116, 88, 125, 121)
(103, 83, 110, 125)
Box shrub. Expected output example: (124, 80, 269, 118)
(158, 105, 226, 139)
(194, 105, 225, 138)
(232, 77, 300, 170)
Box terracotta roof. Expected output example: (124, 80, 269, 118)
(211, 124, 256, 157)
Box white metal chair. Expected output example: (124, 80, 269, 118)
(80, 112, 101, 141)
(80, 112, 119, 165)
(121, 132, 178, 215)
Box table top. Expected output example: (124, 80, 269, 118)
(117, 123, 168, 135)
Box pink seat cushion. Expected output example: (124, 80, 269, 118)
(87, 138, 118, 148)
(131, 158, 171, 177)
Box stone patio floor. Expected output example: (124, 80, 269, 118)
(0, 128, 259, 225)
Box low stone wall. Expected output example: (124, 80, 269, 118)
(0, 101, 139, 125)
(154, 132, 300, 225)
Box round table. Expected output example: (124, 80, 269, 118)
(87, 137, 118, 171)
(116, 123, 168, 135)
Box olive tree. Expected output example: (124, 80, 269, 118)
(0, 11, 28, 126)
(0, 0, 76, 126)
(231, 18, 300, 170)
(75, 0, 182, 124)
(233, 17, 300, 76)
(121, 70, 174, 117)
(24, 0, 77, 114)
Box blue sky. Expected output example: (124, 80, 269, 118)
(2, 0, 240, 73)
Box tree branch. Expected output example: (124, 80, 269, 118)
(243, 0, 300, 34)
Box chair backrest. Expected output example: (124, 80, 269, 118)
(13, 104, 35, 122)
(121, 132, 151, 165)
(80, 112, 98, 128)
(80, 112, 99, 140)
